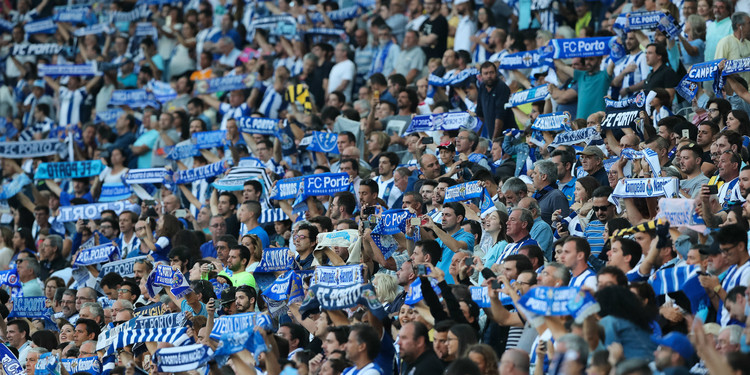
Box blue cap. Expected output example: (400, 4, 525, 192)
(656, 332, 694, 361)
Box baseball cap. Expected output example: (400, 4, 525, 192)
(655, 332, 695, 361)
(437, 141, 456, 152)
(32, 80, 45, 89)
(576, 145, 605, 159)
(698, 239, 721, 256)
(220, 286, 237, 307)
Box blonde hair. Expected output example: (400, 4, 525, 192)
(372, 273, 398, 304)
(686, 14, 707, 40)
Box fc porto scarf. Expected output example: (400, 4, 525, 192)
(213, 330, 266, 366)
(254, 247, 294, 273)
(516, 286, 600, 323)
(530, 112, 572, 132)
(209, 312, 273, 340)
(404, 112, 479, 134)
(301, 131, 339, 154)
(34, 160, 104, 180)
(73, 243, 120, 266)
(0, 343, 24, 375)
(444, 181, 494, 214)
(38, 63, 100, 77)
(174, 160, 230, 185)
(428, 69, 480, 87)
(549, 127, 602, 147)
(155, 344, 214, 373)
(193, 74, 256, 95)
(312, 265, 365, 287)
(0, 139, 63, 158)
(299, 283, 386, 320)
(237, 116, 283, 136)
(506, 85, 550, 108)
(145, 265, 191, 299)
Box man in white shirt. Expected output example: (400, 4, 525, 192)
(375, 152, 402, 209)
(217, 37, 242, 69)
(453, 0, 477, 52)
(7, 320, 32, 366)
(343, 324, 384, 375)
(328, 43, 356, 103)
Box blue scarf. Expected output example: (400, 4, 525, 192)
(470, 286, 513, 308)
(516, 286, 599, 321)
(35, 160, 104, 180)
(24, 18, 57, 34)
(0, 174, 31, 200)
(213, 330, 266, 367)
(304, 28, 349, 41)
(723, 57, 750, 76)
(610, 177, 680, 199)
(174, 160, 229, 185)
(95, 108, 124, 126)
(547, 37, 616, 59)
(109, 90, 160, 109)
(61, 356, 101, 375)
(614, 11, 680, 39)
(370, 41, 394, 76)
(98, 184, 133, 203)
(312, 265, 364, 286)
(605, 90, 646, 108)
(0, 139, 63, 158)
(73, 243, 120, 266)
(123, 168, 168, 184)
(146, 265, 191, 298)
(39, 63, 99, 77)
(658, 198, 705, 226)
(155, 344, 214, 373)
(506, 85, 550, 108)
(209, 312, 273, 340)
(405, 112, 479, 134)
(164, 144, 201, 160)
(302, 131, 339, 154)
(192, 130, 227, 149)
(444, 181, 494, 214)
(687, 59, 724, 82)
(550, 127, 602, 147)
(256, 247, 294, 272)
(279, 122, 297, 156)
(405, 278, 441, 305)
(371, 209, 414, 236)
(530, 112, 572, 132)
(0, 343, 24, 375)
(53, 7, 92, 24)
(193, 74, 255, 95)
(99, 256, 147, 280)
(114, 328, 192, 350)
(308, 6, 361, 23)
(272, 173, 350, 201)
(0, 268, 21, 288)
(8, 297, 52, 319)
(11, 44, 71, 56)
(676, 76, 700, 101)
(428, 69, 480, 87)
(236, 117, 281, 136)
(109, 6, 151, 23)
(147, 80, 177, 103)
(134, 302, 170, 318)
(299, 283, 386, 320)
(262, 270, 304, 302)
(498, 48, 553, 70)
(74, 23, 112, 37)
(601, 104, 640, 129)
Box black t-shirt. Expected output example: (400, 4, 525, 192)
(401, 350, 445, 375)
(643, 64, 679, 93)
(476, 80, 515, 135)
(419, 15, 448, 60)
(306, 61, 334, 109)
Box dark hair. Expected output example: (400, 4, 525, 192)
(563, 236, 591, 261)
(339, 131, 356, 144)
(414, 240, 442, 265)
(718, 129, 743, 152)
(340, 158, 359, 173)
(76, 318, 101, 339)
(350, 323, 381, 360)
(31, 330, 58, 351)
(597, 266, 629, 286)
(445, 358, 481, 375)
(100, 272, 123, 290)
(309, 216, 334, 233)
(613, 237, 642, 269)
(244, 179, 263, 193)
(230, 245, 252, 267)
(437, 177, 458, 188)
(8, 319, 30, 340)
(370, 73, 387, 87)
(503, 254, 533, 274)
(592, 186, 613, 199)
(121, 279, 141, 300)
(443, 202, 466, 220)
(729, 110, 750, 135)
(434, 320, 455, 333)
(708, 98, 732, 125)
(550, 149, 575, 169)
(327, 325, 351, 345)
(219, 191, 239, 207)
(727, 286, 747, 303)
(297, 224, 319, 245)
(647, 43, 669, 67)
(281, 322, 309, 348)
(717, 223, 748, 248)
(333, 192, 357, 215)
(448, 324, 478, 358)
(388, 73, 407, 90)
(596, 286, 654, 331)
(519, 244, 545, 268)
(360, 179, 379, 195)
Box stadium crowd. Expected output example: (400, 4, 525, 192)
(2, 0, 750, 375)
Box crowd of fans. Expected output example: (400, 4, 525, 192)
(1, 0, 750, 375)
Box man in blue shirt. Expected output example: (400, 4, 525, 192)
(238, 200, 270, 249)
(550, 149, 577, 206)
(420, 202, 474, 284)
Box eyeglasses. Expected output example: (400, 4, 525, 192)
(593, 205, 611, 212)
(294, 235, 308, 240)
(118, 288, 132, 294)
(210, 223, 226, 228)
(708, 108, 720, 113)
(100, 225, 112, 229)
(76, 297, 93, 301)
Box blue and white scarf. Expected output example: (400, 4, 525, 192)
(657, 198, 705, 227)
(61, 356, 101, 375)
(610, 177, 680, 200)
(236, 117, 280, 136)
(133, 312, 189, 330)
(74, 23, 112, 37)
(723, 57, 750, 76)
(8, 297, 52, 319)
(470, 286, 513, 308)
(193, 74, 256, 95)
(39, 63, 100, 77)
(620, 148, 662, 178)
(405, 277, 441, 305)
(444, 181, 495, 214)
(549, 127, 601, 147)
(505, 85, 550, 108)
(134, 302, 170, 318)
(35, 160, 104, 180)
(109, 6, 151, 23)
(312, 265, 365, 286)
(0, 268, 21, 288)
(546, 37, 616, 59)
(24, 18, 57, 34)
(262, 270, 304, 302)
(299, 283, 386, 320)
(428, 69, 480, 87)
(272, 173, 350, 201)
(123, 168, 168, 184)
(0, 343, 24, 375)
(0, 19, 14, 33)
(676, 76, 700, 101)
(95, 108, 124, 126)
(99, 256, 147, 280)
(0, 174, 32, 200)
(213, 330, 266, 367)
(146, 265, 191, 298)
(114, 328, 192, 350)
(174, 161, 229, 185)
(405, 111, 479, 134)
(164, 144, 201, 161)
(192, 130, 226, 149)
(605, 90, 647, 108)
(11, 44, 71, 56)
(307, 6, 360, 23)
(516, 286, 600, 322)
(109, 89, 160, 109)
(601, 105, 641, 129)
(53, 7, 91, 23)
(147, 80, 177, 103)
(73, 243, 120, 266)
(99, 184, 133, 202)
(155, 344, 214, 373)
(687, 59, 724, 82)
(498, 48, 553, 70)
(301, 131, 338, 154)
(304, 28, 349, 41)
(135, 22, 158, 39)
(209, 312, 273, 340)
(255, 247, 294, 273)
(371, 209, 414, 236)
(649, 265, 699, 295)
(614, 11, 680, 39)
(530, 112, 571, 132)
(0, 139, 63, 158)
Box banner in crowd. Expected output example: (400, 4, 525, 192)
(649, 264, 700, 295)
(605, 90, 646, 109)
(236, 117, 282, 135)
(8, 297, 52, 319)
(516, 286, 600, 321)
(73, 243, 120, 266)
(546, 37, 615, 59)
(146, 265, 191, 298)
(722, 57, 750, 76)
(444, 181, 494, 214)
(210, 312, 273, 340)
(301, 131, 339, 154)
(34, 160, 104, 180)
(35, 352, 60, 375)
(61, 356, 101, 375)
(211, 167, 273, 203)
(0, 343, 23, 375)
(39, 63, 100, 77)
(134, 302, 170, 317)
(98, 184, 133, 202)
(303, 28, 349, 41)
(271, 173, 350, 201)
(250, 15, 298, 37)
(53, 6, 92, 23)
(312, 265, 364, 286)
(191, 130, 226, 149)
(530, 112, 571, 132)
(370, 209, 414, 236)
(0, 139, 63, 158)
(0, 174, 32, 200)
(506, 85, 550, 108)
(114, 328, 191, 350)
(163, 144, 201, 160)
(133, 312, 188, 331)
(299, 283, 386, 320)
(24, 18, 57, 34)
(315, 229, 359, 250)
(155, 344, 213, 373)
(613, 11, 680, 39)
(498, 48, 553, 70)
(11, 44, 72, 56)
(610, 177, 680, 199)
(95, 108, 124, 126)
(123, 168, 168, 184)
(174, 161, 229, 185)
(549, 127, 602, 147)
(262, 270, 304, 302)
(193, 74, 256, 95)
(657, 198, 706, 227)
(601, 103, 641, 129)
(74, 23, 112, 37)
(686, 59, 724, 82)
(404, 277, 441, 305)
(676, 76, 700, 101)
(0, 268, 21, 288)
(109, 89, 160, 109)
(99, 256, 147, 279)
(470, 286, 514, 308)
(427, 68, 480, 87)
(405, 112, 479, 134)
(254, 247, 294, 272)
(109, 6, 151, 23)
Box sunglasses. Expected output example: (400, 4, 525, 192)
(593, 205, 611, 212)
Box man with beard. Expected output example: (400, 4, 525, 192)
(555, 55, 611, 120)
(679, 143, 709, 198)
(476, 61, 513, 138)
(607, 31, 649, 99)
(329, 192, 357, 224)
(375, 152, 402, 209)
(387, 259, 416, 315)
(200, 216, 226, 258)
(223, 245, 256, 288)
(399, 322, 445, 375)
(235, 285, 256, 313)
(420, 202, 474, 284)
(739, 166, 750, 197)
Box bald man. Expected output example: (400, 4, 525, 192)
(420, 154, 441, 180)
(499, 349, 530, 375)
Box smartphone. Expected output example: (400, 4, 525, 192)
(166, 15, 172, 27)
(144, 199, 156, 206)
(143, 354, 151, 368)
(363, 206, 376, 216)
(417, 264, 430, 276)
(481, 268, 495, 280)
(464, 257, 473, 267)
(491, 280, 502, 289)
(373, 90, 380, 100)
(682, 129, 690, 138)
(410, 218, 420, 226)
(706, 185, 718, 194)
(175, 209, 187, 218)
(421, 137, 434, 145)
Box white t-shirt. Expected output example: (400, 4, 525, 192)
(327, 59, 356, 102)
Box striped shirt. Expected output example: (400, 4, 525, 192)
(18, 117, 55, 142)
(258, 89, 286, 119)
(720, 260, 750, 326)
(611, 51, 649, 99)
(58, 87, 87, 128)
(569, 268, 597, 290)
(472, 27, 496, 64)
(584, 220, 606, 256)
(497, 237, 538, 263)
(218, 102, 252, 130)
(718, 177, 745, 210)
